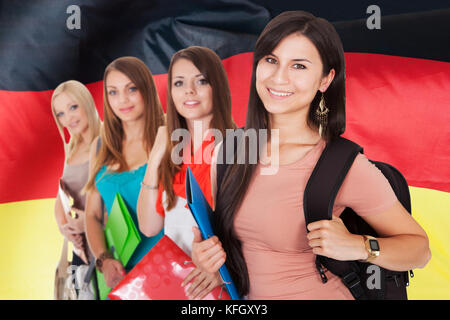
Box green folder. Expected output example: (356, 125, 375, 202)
(96, 193, 142, 300)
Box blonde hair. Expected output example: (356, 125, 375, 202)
(84, 56, 165, 192)
(51, 80, 101, 161)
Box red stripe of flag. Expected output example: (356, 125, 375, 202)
(0, 52, 448, 203)
(343, 53, 450, 192)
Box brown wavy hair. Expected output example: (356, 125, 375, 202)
(85, 56, 164, 192)
(160, 46, 236, 210)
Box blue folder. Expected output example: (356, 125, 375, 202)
(185, 167, 241, 300)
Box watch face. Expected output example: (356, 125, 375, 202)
(369, 239, 380, 251)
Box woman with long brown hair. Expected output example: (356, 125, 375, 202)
(191, 11, 431, 299)
(137, 46, 235, 299)
(84, 56, 165, 291)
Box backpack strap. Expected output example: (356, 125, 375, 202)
(303, 137, 363, 225)
(303, 137, 368, 299)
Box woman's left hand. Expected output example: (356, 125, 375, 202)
(181, 268, 223, 300)
(307, 215, 367, 261)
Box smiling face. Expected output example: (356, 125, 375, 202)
(53, 91, 89, 136)
(256, 32, 334, 119)
(105, 70, 145, 122)
(170, 58, 214, 124)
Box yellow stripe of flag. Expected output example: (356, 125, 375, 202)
(0, 198, 69, 299)
(0, 187, 449, 299)
(407, 186, 450, 299)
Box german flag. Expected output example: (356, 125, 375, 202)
(0, 1, 448, 299)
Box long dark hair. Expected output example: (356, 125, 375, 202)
(161, 46, 236, 210)
(214, 11, 346, 296)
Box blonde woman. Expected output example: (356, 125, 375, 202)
(84, 57, 165, 290)
(52, 80, 101, 268)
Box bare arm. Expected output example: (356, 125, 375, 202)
(84, 136, 108, 259)
(137, 126, 166, 237)
(84, 137, 125, 287)
(360, 201, 431, 270)
(307, 201, 431, 271)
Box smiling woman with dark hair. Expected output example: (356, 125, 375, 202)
(190, 11, 431, 300)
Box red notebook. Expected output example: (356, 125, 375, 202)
(108, 235, 230, 300)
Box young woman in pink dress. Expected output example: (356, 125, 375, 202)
(190, 11, 431, 300)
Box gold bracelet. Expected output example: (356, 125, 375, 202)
(141, 181, 158, 190)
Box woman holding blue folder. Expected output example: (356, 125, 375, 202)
(137, 46, 235, 299)
(84, 57, 165, 290)
(191, 11, 430, 299)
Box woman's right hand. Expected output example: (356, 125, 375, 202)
(191, 227, 226, 274)
(102, 259, 126, 289)
(148, 125, 168, 165)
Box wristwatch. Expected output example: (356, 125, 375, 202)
(362, 235, 380, 263)
(95, 251, 114, 273)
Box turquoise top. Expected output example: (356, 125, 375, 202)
(95, 163, 163, 271)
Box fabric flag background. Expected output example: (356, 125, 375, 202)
(0, 0, 449, 299)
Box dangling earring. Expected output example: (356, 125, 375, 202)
(315, 92, 329, 137)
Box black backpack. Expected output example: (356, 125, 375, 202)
(303, 137, 413, 300)
(216, 134, 413, 300)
